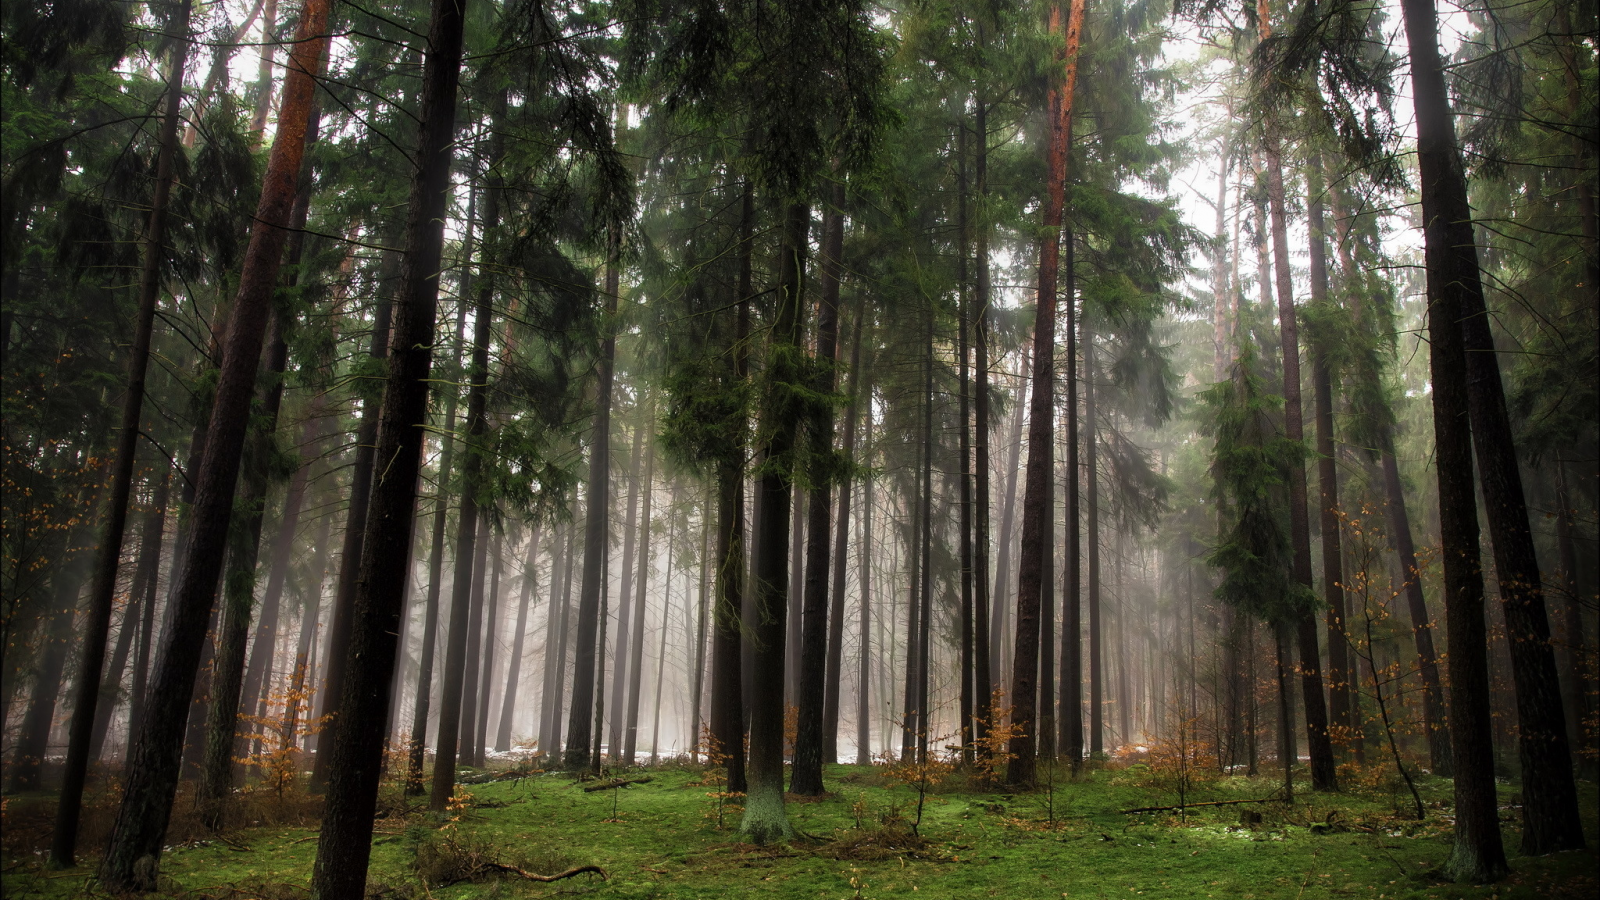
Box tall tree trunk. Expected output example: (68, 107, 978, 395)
(125, 473, 171, 758)
(197, 308, 292, 830)
(9, 539, 91, 791)
(308, 0, 469, 886)
(957, 126, 976, 766)
(609, 421, 647, 757)
(247, 0, 278, 139)
(1261, 103, 1337, 792)
(1062, 230, 1082, 770)
(1398, 0, 1510, 879)
(101, 475, 171, 764)
(405, 219, 473, 793)
(793, 179, 844, 795)
(540, 524, 575, 756)
(710, 180, 754, 793)
(1085, 314, 1102, 759)
(430, 141, 503, 808)
(241, 419, 318, 759)
(282, 505, 332, 755)
(740, 199, 809, 844)
(856, 412, 875, 766)
(1306, 161, 1351, 763)
(1009, 0, 1082, 785)
(649, 515, 678, 764)
(1554, 461, 1595, 780)
(691, 506, 711, 762)
(309, 246, 399, 790)
(825, 295, 866, 765)
(623, 424, 658, 763)
(199, 87, 321, 822)
(496, 528, 540, 752)
(972, 95, 994, 757)
(917, 306, 935, 764)
(787, 487, 805, 708)
(990, 344, 1029, 689)
(565, 255, 620, 769)
(99, 0, 331, 884)
(50, 0, 191, 864)
(474, 529, 504, 764)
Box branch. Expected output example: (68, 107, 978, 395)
(1118, 796, 1282, 814)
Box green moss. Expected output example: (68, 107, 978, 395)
(4, 766, 1594, 899)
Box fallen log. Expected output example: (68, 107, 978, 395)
(1118, 797, 1282, 814)
(582, 776, 654, 793)
(482, 863, 607, 883)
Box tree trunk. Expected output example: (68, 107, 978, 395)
(623, 421, 658, 763)
(691, 506, 711, 762)
(957, 128, 975, 765)
(1086, 313, 1103, 761)
(90, 474, 171, 764)
(856, 411, 875, 765)
(1306, 162, 1351, 763)
(496, 528, 541, 752)
(740, 199, 808, 844)
(308, 0, 469, 887)
(972, 95, 994, 757)
(405, 218, 473, 793)
(99, 0, 331, 884)
(9, 552, 89, 791)
(917, 306, 935, 764)
(309, 253, 398, 791)
(247, 0, 278, 139)
(565, 254, 620, 769)
(282, 507, 332, 755)
(50, 0, 191, 864)
(793, 179, 844, 795)
(1063, 230, 1082, 770)
(1262, 117, 1337, 792)
(710, 180, 755, 793)
(540, 524, 576, 756)
(430, 144, 503, 807)
(609, 421, 647, 758)
(197, 306, 294, 830)
(1554, 462, 1595, 780)
(990, 344, 1029, 689)
(125, 473, 171, 759)
(474, 529, 504, 764)
(1397, 0, 1510, 879)
(825, 294, 866, 765)
(241, 419, 318, 760)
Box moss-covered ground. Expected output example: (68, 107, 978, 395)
(2, 760, 1595, 899)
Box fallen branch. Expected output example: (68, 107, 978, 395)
(582, 776, 654, 792)
(480, 863, 607, 883)
(1118, 797, 1282, 814)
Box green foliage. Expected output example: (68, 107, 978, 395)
(1203, 339, 1313, 624)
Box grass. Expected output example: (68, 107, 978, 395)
(2, 758, 1595, 899)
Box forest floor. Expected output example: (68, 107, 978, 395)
(1, 758, 1595, 899)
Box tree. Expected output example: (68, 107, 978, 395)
(99, 0, 333, 887)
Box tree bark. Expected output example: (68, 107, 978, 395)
(308, 0, 468, 887)
(740, 199, 808, 844)
(473, 529, 504, 764)
(957, 128, 975, 765)
(99, 0, 330, 884)
(430, 144, 503, 808)
(1397, 0, 1510, 879)
(1262, 120, 1338, 792)
(125, 473, 171, 759)
(50, 0, 191, 864)
(1062, 230, 1082, 770)
(793, 179, 844, 794)
(609, 420, 647, 757)
(404, 206, 473, 792)
(565, 253, 620, 768)
(624, 427, 658, 763)
(710, 180, 754, 793)
(825, 294, 866, 765)
(856, 412, 875, 765)
(90, 474, 170, 764)
(972, 94, 994, 758)
(1305, 161, 1352, 764)
(196, 307, 292, 830)
(496, 528, 540, 752)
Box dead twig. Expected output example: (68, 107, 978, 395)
(1118, 797, 1282, 814)
(582, 776, 654, 793)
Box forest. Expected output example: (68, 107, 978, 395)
(0, 0, 1595, 896)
